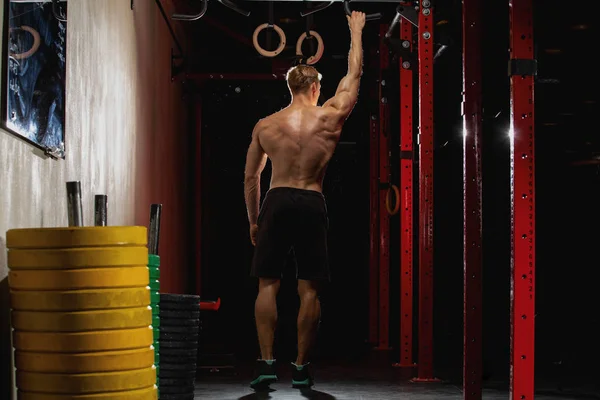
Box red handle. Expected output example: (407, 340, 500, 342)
(199, 297, 221, 311)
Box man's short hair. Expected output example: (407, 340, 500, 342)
(286, 65, 322, 95)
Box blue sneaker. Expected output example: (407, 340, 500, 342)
(291, 362, 314, 388)
(250, 359, 278, 390)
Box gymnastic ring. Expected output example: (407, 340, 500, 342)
(252, 23, 286, 58)
(9, 26, 41, 60)
(385, 185, 400, 216)
(295, 30, 324, 65)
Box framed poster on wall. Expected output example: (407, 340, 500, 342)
(1, 0, 67, 159)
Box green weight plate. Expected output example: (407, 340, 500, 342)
(149, 268, 160, 279)
(151, 291, 159, 304)
(153, 341, 160, 353)
(152, 314, 160, 328)
(148, 254, 160, 267)
(150, 279, 160, 291)
(151, 304, 160, 315)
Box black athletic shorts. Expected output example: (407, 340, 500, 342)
(251, 187, 330, 281)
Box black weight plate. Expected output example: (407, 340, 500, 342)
(160, 325, 200, 334)
(161, 318, 200, 327)
(161, 341, 199, 349)
(159, 332, 199, 342)
(158, 394, 194, 400)
(160, 293, 200, 304)
(159, 369, 196, 378)
(160, 302, 200, 311)
(160, 348, 198, 357)
(160, 354, 197, 363)
(159, 310, 200, 319)
(161, 363, 197, 371)
(159, 378, 195, 386)
(160, 385, 195, 395)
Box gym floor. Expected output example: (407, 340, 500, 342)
(193, 362, 600, 400)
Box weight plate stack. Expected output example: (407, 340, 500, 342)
(148, 254, 161, 389)
(158, 293, 200, 398)
(6, 227, 157, 400)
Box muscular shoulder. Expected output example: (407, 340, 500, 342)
(316, 105, 344, 131)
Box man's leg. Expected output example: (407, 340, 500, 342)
(250, 277, 281, 389)
(296, 279, 321, 365)
(290, 190, 329, 388)
(255, 278, 281, 360)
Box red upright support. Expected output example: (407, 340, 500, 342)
(394, 17, 415, 368)
(377, 23, 391, 351)
(369, 110, 380, 346)
(462, 0, 483, 398)
(413, 1, 437, 382)
(509, 0, 536, 398)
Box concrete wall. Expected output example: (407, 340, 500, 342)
(0, 1, 192, 398)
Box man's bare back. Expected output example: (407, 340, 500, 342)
(255, 104, 342, 193)
(244, 11, 366, 245)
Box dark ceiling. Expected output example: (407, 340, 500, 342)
(170, 0, 598, 163)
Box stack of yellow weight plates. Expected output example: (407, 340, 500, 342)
(6, 227, 157, 400)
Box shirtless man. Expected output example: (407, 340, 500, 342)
(243, 11, 366, 390)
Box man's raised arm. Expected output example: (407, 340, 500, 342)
(323, 11, 366, 120)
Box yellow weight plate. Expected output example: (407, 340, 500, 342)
(9, 267, 150, 290)
(18, 386, 157, 400)
(17, 367, 156, 394)
(11, 307, 152, 332)
(13, 326, 153, 353)
(15, 347, 154, 373)
(10, 287, 150, 311)
(6, 226, 148, 249)
(8, 247, 148, 270)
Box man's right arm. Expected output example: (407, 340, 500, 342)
(323, 12, 365, 123)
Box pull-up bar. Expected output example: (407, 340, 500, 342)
(241, 0, 402, 2)
(172, 0, 397, 21)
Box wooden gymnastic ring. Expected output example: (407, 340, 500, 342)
(252, 23, 286, 58)
(385, 185, 400, 216)
(296, 30, 324, 65)
(9, 26, 41, 60)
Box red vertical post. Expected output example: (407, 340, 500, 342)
(194, 98, 203, 296)
(509, 0, 536, 398)
(462, 0, 483, 398)
(394, 17, 415, 368)
(369, 110, 380, 345)
(377, 23, 391, 351)
(413, 1, 438, 382)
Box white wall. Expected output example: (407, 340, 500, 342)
(0, 1, 189, 398)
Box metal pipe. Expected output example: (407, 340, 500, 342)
(218, 0, 251, 17)
(343, 0, 382, 20)
(172, 0, 209, 21)
(148, 204, 163, 255)
(384, 6, 403, 38)
(66, 181, 83, 227)
(243, 0, 398, 2)
(300, 1, 334, 17)
(94, 195, 108, 226)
